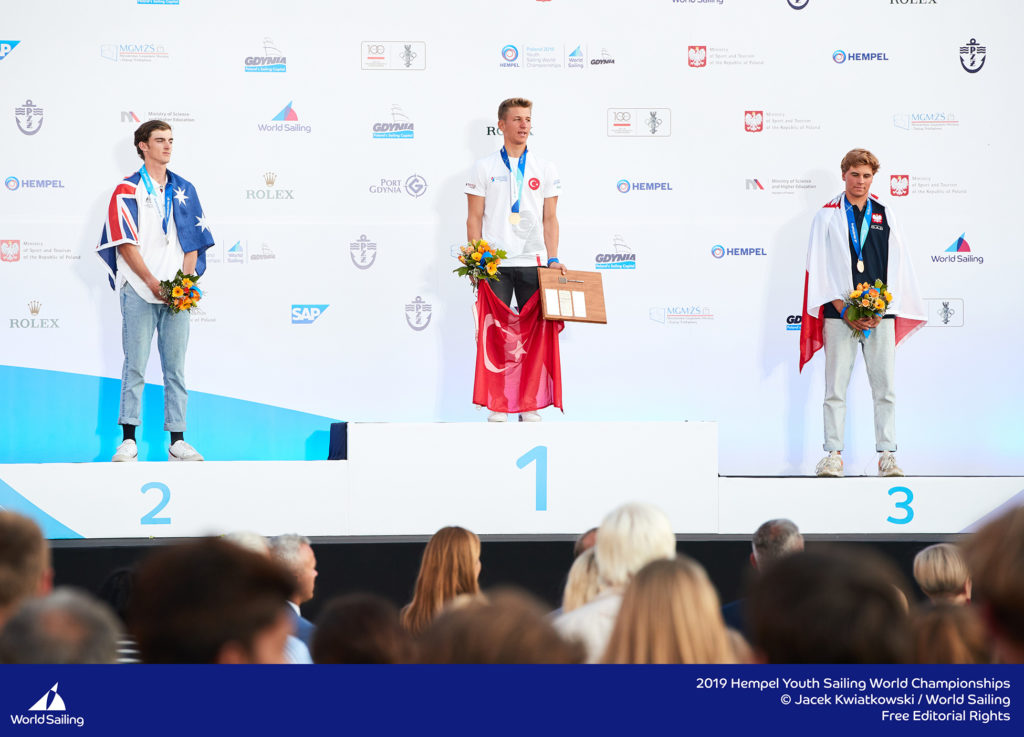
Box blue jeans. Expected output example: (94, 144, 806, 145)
(118, 283, 190, 431)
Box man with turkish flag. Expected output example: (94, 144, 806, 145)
(465, 97, 566, 421)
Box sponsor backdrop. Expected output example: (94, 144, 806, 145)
(0, 1, 1020, 474)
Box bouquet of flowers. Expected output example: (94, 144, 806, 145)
(159, 270, 203, 314)
(453, 239, 507, 287)
(844, 279, 892, 338)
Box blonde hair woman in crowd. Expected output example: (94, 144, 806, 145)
(401, 526, 481, 636)
(561, 548, 600, 614)
(602, 556, 735, 664)
(913, 543, 971, 604)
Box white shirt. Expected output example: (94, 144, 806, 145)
(116, 179, 182, 304)
(553, 590, 622, 664)
(464, 148, 561, 267)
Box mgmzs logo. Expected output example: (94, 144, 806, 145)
(14, 100, 42, 135)
(960, 38, 985, 73)
(372, 105, 414, 139)
(10, 683, 84, 727)
(245, 37, 286, 72)
(595, 234, 636, 270)
(246, 172, 294, 200)
(101, 43, 169, 62)
(350, 234, 377, 269)
(932, 233, 982, 264)
(0, 41, 21, 62)
(258, 102, 311, 133)
(405, 296, 432, 331)
(292, 305, 328, 324)
(893, 112, 959, 131)
(649, 306, 715, 325)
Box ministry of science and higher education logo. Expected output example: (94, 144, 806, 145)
(405, 296, 432, 331)
(890, 175, 909, 197)
(372, 105, 414, 139)
(14, 99, 42, 135)
(595, 234, 636, 270)
(960, 38, 985, 73)
(245, 37, 286, 72)
(1, 239, 20, 262)
(350, 234, 377, 269)
(292, 304, 328, 324)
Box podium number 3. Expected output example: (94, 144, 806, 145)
(516, 446, 548, 511)
(141, 482, 172, 525)
(887, 486, 914, 525)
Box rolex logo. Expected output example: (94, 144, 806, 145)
(28, 300, 41, 315)
(263, 172, 277, 186)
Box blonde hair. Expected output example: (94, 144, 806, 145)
(401, 527, 481, 636)
(498, 97, 532, 121)
(602, 557, 736, 664)
(561, 549, 600, 613)
(840, 148, 880, 174)
(595, 502, 676, 591)
(913, 543, 970, 601)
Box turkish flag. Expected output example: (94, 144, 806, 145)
(473, 282, 564, 413)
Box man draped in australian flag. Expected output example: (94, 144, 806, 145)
(96, 120, 215, 462)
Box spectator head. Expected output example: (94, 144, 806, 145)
(748, 545, 911, 664)
(602, 557, 735, 664)
(911, 602, 992, 664)
(751, 518, 804, 570)
(401, 526, 481, 636)
(269, 534, 318, 606)
(419, 588, 583, 664)
(963, 506, 1024, 663)
(224, 531, 271, 556)
(96, 567, 135, 625)
(312, 593, 414, 664)
(0, 512, 53, 627)
(573, 527, 598, 559)
(131, 538, 295, 664)
(561, 548, 600, 613)
(913, 543, 971, 603)
(594, 502, 676, 591)
(0, 587, 120, 664)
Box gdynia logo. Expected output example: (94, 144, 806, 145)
(258, 102, 311, 133)
(595, 234, 636, 270)
(291, 304, 328, 324)
(244, 37, 286, 73)
(10, 682, 84, 727)
(932, 233, 983, 264)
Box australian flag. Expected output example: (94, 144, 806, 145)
(96, 169, 215, 289)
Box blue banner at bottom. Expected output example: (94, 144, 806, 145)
(0, 665, 1018, 735)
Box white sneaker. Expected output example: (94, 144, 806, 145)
(168, 440, 204, 462)
(878, 451, 904, 477)
(519, 411, 542, 422)
(111, 439, 138, 462)
(487, 412, 507, 422)
(815, 451, 843, 478)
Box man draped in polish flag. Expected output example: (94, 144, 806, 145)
(800, 148, 926, 478)
(96, 120, 215, 462)
(465, 97, 566, 422)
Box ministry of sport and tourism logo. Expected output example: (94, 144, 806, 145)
(405, 296, 432, 331)
(9, 682, 84, 727)
(292, 305, 328, 324)
(258, 102, 311, 133)
(1, 239, 20, 262)
(245, 37, 286, 72)
(372, 105, 414, 139)
(959, 38, 985, 73)
(350, 234, 377, 269)
(932, 233, 983, 264)
(595, 234, 636, 270)
(14, 100, 42, 135)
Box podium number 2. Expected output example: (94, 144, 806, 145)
(141, 482, 172, 525)
(516, 446, 548, 511)
(887, 486, 914, 525)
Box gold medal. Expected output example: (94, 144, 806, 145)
(509, 213, 521, 225)
(857, 260, 865, 273)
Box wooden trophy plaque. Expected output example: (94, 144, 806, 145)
(537, 268, 607, 324)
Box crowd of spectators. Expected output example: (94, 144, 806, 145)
(0, 501, 1021, 665)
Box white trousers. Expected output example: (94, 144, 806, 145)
(822, 318, 896, 452)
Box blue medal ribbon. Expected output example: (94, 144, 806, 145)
(843, 194, 872, 267)
(139, 166, 173, 235)
(499, 146, 527, 215)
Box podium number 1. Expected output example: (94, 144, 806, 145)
(516, 445, 548, 511)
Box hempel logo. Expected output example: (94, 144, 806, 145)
(10, 682, 84, 727)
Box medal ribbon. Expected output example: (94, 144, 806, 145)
(843, 194, 871, 267)
(139, 166, 173, 235)
(500, 146, 527, 216)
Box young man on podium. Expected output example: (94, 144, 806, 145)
(465, 98, 567, 422)
(800, 149, 926, 478)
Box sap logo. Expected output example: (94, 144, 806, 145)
(0, 41, 20, 62)
(291, 304, 328, 324)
